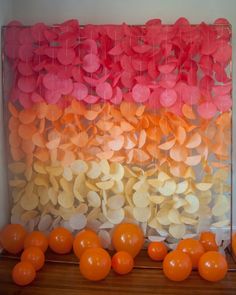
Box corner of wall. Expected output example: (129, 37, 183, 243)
(0, 0, 13, 228)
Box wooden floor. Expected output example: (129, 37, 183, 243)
(0, 250, 236, 295)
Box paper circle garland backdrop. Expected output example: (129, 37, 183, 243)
(3, 17, 232, 245)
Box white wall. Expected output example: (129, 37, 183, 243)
(0, 0, 235, 226)
(0, 0, 13, 227)
(10, 0, 236, 25)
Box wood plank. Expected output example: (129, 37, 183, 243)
(1, 249, 236, 270)
(0, 257, 236, 295)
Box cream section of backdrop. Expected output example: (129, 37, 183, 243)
(0, 0, 235, 226)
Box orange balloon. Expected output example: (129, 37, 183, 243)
(73, 230, 101, 259)
(21, 246, 45, 271)
(12, 261, 36, 286)
(198, 251, 228, 282)
(199, 232, 218, 252)
(147, 242, 168, 261)
(24, 231, 48, 253)
(49, 227, 73, 254)
(111, 251, 134, 275)
(163, 250, 192, 282)
(0, 224, 27, 254)
(112, 223, 144, 257)
(177, 238, 205, 268)
(80, 248, 111, 281)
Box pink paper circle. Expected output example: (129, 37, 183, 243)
(169, 97, 183, 116)
(214, 19, 231, 40)
(132, 58, 148, 72)
(199, 55, 213, 75)
(133, 44, 152, 54)
(5, 25, 21, 43)
(5, 43, 19, 59)
(72, 67, 82, 82)
(182, 85, 200, 105)
(201, 38, 217, 55)
(60, 78, 73, 95)
(18, 28, 34, 44)
(71, 83, 88, 100)
(57, 48, 75, 65)
(18, 76, 36, 93)
(106, 25, 124, 40)
(197, 102, 217, 119)
(123, 92, 133, 103)
(18, 44, 34, 61)
(45, 89, 61, 104)
(19, 92, 33, 109)
(158, 63, 176, 74)
(214, 63, 228, 83)
(148, 61, 158, 79)
(160, 89, 177, 107)
(82, 53, 100, 73)
(83, 76, 100, 87)
(44, 28, 58, 41)
(120, 55, 133, 72)
(147, 88, 161, 109)
(212, 83, 232, 96)
(18, 62, 34, 76)
(213, 42, 232, 64)
(159, 73, 177, 88)
(214, 95, 232, 112)
(31, 23, 46, 42)
(110, 87, 122, 105)
(132, 84, 150, 103)
(109, 44, 123, 56)
(58, 65, 73, 79)
(199, 76, 214, 92)
(31, 92, 44, 103)
(121, 71, 134, 89)
(43, 46, 59, 58)
(83, 39, 98, 55)
(43, 73, 60, 91)
(84, 95, 99, 104)
(96, 82, 113, 100)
